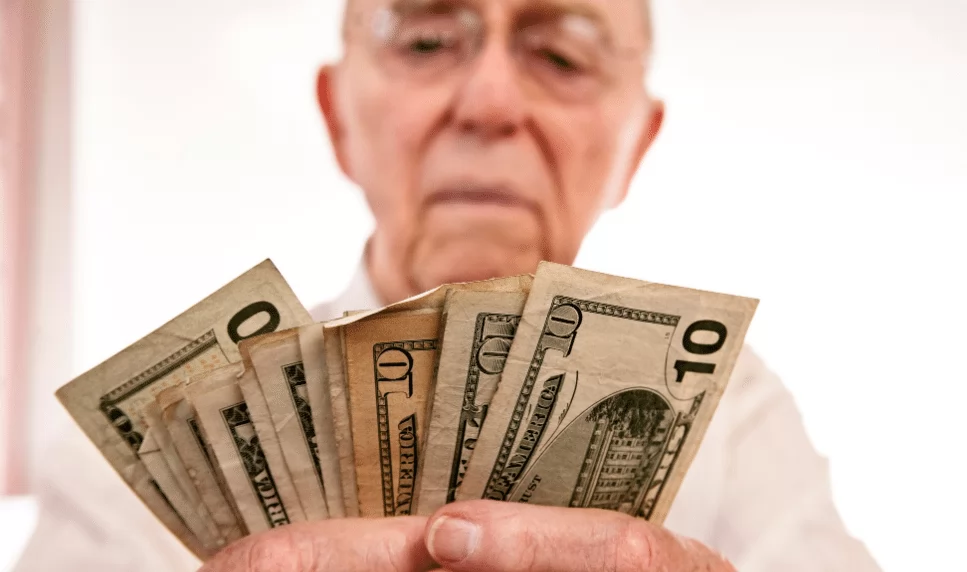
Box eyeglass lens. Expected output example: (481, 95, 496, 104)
(370, 1, 639, 101)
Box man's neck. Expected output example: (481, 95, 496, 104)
(365, 234, 416, 306)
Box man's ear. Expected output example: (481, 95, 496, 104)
(638, 98, 665, 167)
(316, 65, 353, 180)
(610, 98, 665, 207)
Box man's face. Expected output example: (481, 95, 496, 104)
(320, 0, 662, 293)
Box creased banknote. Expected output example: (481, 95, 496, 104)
(138, 426, 219, 549)
(328, 275, 532, 517)
(141, 401, 223, 549)
(325, 323, 360, 517)
(235, 340, 308, 524)
(299, 323, 346, 517)
(57, 258, 759, 557)
(55, 259, 311, 557)
(415, 290, 527, 515)
(189, 363, 301, 534)
(341, 309, 442, 517)
(246, 330, 329, 520)
(457, 262, 757, 525)
(157, 384, 245, 544)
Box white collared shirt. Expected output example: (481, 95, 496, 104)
(15, 263, 881, 571)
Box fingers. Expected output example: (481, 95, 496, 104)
(200, 516, 436, 572)
(424, 500, 735, 572)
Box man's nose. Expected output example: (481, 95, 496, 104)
(451, 42, 527, 140)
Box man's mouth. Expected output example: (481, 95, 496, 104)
(425, 185, 537, 212)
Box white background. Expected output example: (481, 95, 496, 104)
(18, 0, 967, 570)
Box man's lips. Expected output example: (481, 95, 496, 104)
(424, 186, 538, 213)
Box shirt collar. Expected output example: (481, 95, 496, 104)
(309, 256, 382, 322)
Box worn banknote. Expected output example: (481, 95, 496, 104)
(326, 275, 532, 517)
(55, 260, 311, 557)
(299, 323, 346, 517)
(138, 426, 220, 549)
(140, 401, 222, 549)
(457, 262, 757, 524)
(324, 321, 360, 517)
(190, 363, 303, 534)
(57, 257, 758, 558)
(415, 290, 527, 515)
(246, 330, 329, 520)
(156, 384, 245, 544)
(341, 309, 442, 517)
(235, 344, 308, 524)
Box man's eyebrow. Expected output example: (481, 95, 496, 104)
(389, 0, 478, 14)
(388, 0, 610, 28)
(516, 0, 616, 42)
(519, 0, 610, 28)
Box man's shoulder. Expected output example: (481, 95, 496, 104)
(23, 426, 199, 571)
(310, 261, 382, 322)
(310, 300, 340, 322)
(35, 424, 164, 529)
(725, 345, 789, 415)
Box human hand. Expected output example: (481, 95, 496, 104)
(198, 516, 435, 572)
(200, 500, 734, 571)
(424, 500, 736, 572)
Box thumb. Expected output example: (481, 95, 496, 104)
(201, 516, 435, 572)
(424, 500, 734, 572)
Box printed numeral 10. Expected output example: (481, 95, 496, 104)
(673, 320, 728, 383)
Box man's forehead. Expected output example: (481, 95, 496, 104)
(344, 0, 650, 42)
(376, 0, 640, 13)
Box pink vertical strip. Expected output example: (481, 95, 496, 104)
(1, 0, 34, 495)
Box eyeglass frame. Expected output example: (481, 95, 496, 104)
(345, 0, 651, 103)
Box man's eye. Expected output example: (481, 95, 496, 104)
(410, 36, 444, 53)
(399, 30, 455, 55)
(521, 35, 593, 75)
(539, 49, 578, 72)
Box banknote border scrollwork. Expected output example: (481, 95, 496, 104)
(372, 339, 438, 516)
(448, 313, 521, 502)
(187, 417, 214, 469)
(99, 330, 219, 451)
(220, 401, 291, 529)
(281, 360, 326, 489)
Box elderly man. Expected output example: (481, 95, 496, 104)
(18, 0, 881, 570)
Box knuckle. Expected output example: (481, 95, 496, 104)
(492, 511, 542, 570)
(518, 524, 545, 569)
(377, 526, 415, 572)
(240, 526, 310, 572)
(612, 518, 657, 571)
(517, 533, 542, 571)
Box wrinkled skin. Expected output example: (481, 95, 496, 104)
(200, 501, 735, 572)
(320, 0, 663, 304)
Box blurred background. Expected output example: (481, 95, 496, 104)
(1, 0, 965, 569)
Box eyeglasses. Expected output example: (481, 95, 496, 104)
(365, 2, 646, 103)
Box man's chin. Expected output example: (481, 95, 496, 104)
(410, 247, 542, 291)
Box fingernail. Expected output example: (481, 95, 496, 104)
(426, 516, 480, 564)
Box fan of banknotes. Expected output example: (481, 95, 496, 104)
(56, 260, 757, 560)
